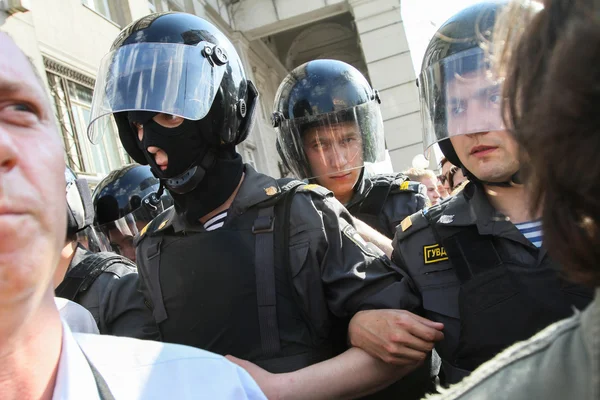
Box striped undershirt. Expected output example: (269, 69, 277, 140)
(515, 219, 543, 248)
(203, 210, 228, 231)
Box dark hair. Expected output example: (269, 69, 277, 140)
(499, 0, 600, 286)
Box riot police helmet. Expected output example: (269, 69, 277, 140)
(273, 59, 385, 185)
(65, 166, 110, 252)
(92, 164, 173, 261)
(419, 1, 507, 172)
(87, 12, 258, 194)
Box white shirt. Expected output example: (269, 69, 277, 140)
(53, 322, 266, 399)
(55, 297, 99, 334)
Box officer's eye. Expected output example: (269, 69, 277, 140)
(340, 137, 357, 145)
(153, 113, 184, 128)
(312, 140, 330, 150)
(488, 93, 501, 106)
(448, 100, 466, 116)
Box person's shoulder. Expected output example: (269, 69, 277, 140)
(75, 334, 266, 399)
(75, 333, 226, 365)
(55, 298, 99, 334)
(427, 312, 585, 400)
(394, 198, 455, 242)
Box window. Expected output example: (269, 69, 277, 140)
(82, 0, 111, 19)
(81, 0, 128, 26)
(45, 59, 131, 176)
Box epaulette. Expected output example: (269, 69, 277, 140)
(134, 206, 176, 244)
(296, 183, 333, 198)
(390, 176, 422, 194)
(395, 210, 431, 241)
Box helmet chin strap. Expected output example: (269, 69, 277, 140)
(162, 149, 217, 194)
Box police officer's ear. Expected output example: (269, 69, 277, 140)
(235, 80, 259, 145)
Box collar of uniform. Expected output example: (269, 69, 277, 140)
(346, 168, 371, 208)
(435, 182, 507, 234)
(68, 243, 92, 273)
(171, 164, 279, 232)
(440, 183, 536, 250)
(53, 321, 101, 400)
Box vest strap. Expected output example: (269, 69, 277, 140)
(253, 206, 280, 355)
(145, 236, 168, 324)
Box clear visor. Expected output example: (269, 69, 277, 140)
(276, 100, 385, 180)
(418, 47, 505, 157)
(88, 42, 228, 143)
(97, 193, 169, 262)
(75, 225, 111, 253)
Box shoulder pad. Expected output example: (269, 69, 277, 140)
(395, 210, 432, 241)
(103, 257, 136, 276)
(136, 206, 176, 242)
(368, 173, 398, 187)
(296, 183, 333, 198)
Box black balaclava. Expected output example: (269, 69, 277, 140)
(128, 111, 244, 223)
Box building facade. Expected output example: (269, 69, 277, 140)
(0, 0, 423, 183)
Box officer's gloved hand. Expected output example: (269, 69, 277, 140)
(348, 309, 444, 366)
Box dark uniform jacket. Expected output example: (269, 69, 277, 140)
(64, 244, 159, 339)
(134, 165, 424, 377)
(392, 182, 593, 385)
(346, 172, 428, 239)
(428, 289, 600, 399)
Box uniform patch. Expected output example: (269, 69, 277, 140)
(439, 215, 454, 224)
(401, 216, 413, 231)
(264, 186, 278, 196)
(399, 181, 410, 191)
(342, 223, 378, 258)
(423, 244, 448, 264)
(139, 223, 150, 238)
(302, 184, 320, 191)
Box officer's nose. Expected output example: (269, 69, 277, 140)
(329, 143, 348, 170)
(464, 99, 501, 135)
(148, 146, 168, 171)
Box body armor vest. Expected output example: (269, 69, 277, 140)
(139, 180, 344, 373)
(422, 206, 593, 384)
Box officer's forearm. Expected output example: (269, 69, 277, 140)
(274, 347, 416, 400)
(352, 217, 393, 258)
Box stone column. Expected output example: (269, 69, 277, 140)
(349, 0, 424, 171)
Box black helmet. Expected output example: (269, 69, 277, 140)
(87, 12, 258, 191)
(273, 59, 385, 180)
(92, 164, 172, 261)
(419, 1, 506, 170)
(65, 166, 94, 236)
(65, 167, 110, 252)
